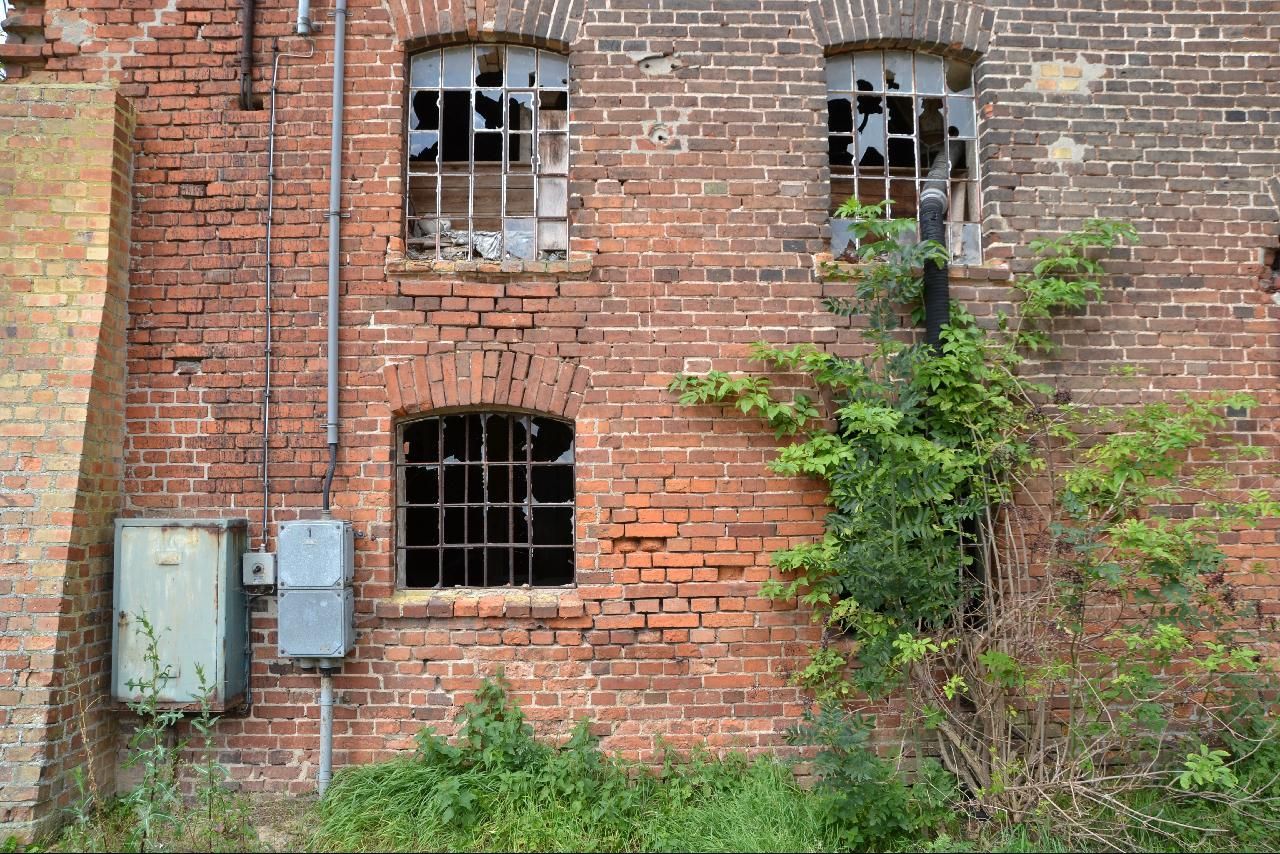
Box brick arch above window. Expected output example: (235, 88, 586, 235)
(387, 0, 587, 49)
(809, 0, 996, 60)
(383, 351, 591, 420)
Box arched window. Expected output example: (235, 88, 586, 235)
(826, 51, 981, 263)
(397, 411, 575, 588)
(405, 44, 570, 262)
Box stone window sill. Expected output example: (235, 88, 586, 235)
(375, 586, 585, 621)
(386, 252, 594, 279)
(814, 253, 1012, 282)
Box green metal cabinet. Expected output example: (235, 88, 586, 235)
(111, 518, 248, 711)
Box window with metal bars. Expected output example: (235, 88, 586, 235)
(397, 412, 575, 588)
(826, 51, 982, 264)
(405, 44, 570, 262)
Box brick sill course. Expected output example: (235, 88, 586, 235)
(379, 586, 586, 621)
(386, 252, 595, 279)
(814, 253, 1013, 282)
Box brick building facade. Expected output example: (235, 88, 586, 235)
(1, 0, 1277, 838)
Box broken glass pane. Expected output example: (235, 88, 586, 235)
(946, 96, 976, 138)
(855, 175, 887, 205)
(507, 47, 536, 87)
(474, 45, 502, 86)
(474, 89, 503, 130)
(885, 52, 913, 91)
(508, 92, 534, 131)
(537, 176, 567, 218)
(827, 95, 853, 135)
(407, 176, 440, 222)
(916, 54, 945, 94)
(917, 98, 946, 153)
(539, 52, 568, 87)
(531, 418, 573, 462)
(504, 217, 535, 260)
(829, 135, 854, 167)
(539, 133, 569, 174)
(412, 91, 439, 131)
(442, 46, 471, 87)
(410, 51, 440, 89)
(826, 54, 852, 93)
(853, 51, 883, 92)
(856, 109, 884, 164)
(408, 131, 439, 168)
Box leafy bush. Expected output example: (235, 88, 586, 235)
(671, 203, 1280, 848)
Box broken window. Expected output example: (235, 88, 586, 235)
(827, 51, 982, 264)
(406, 44, 570, 262)
(397, 412, 575, 588)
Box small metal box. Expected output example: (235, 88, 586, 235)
(112, 518, 248, 711)
(277, 587, 355, 659)
(278, 520, 354, 588)
(242, 551, 276, 587)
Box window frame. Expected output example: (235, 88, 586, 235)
(394, 409, 577, 590)
(825, 49, 982, 264)
(404, 43, 571, 263)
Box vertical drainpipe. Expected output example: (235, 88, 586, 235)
(238, 0, 257, 111)
(321, 0, 346, 517)
(919, 146, 952, 349)
(316, 0, 346, 800)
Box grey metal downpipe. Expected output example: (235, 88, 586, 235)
(919, 146, 952, 349)
(238, 0, 256, 110)
(321, 0, 346, 516)
(318, 667, 335, 796)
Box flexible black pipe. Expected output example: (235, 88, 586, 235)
(239, 0, 256, 110)
(919, 147, 952, 349)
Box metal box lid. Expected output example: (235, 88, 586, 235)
(278, 520, 354, 588)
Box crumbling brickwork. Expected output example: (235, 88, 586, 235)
(1, 0, 1277, 831)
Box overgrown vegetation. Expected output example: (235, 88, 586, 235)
(671, 200, 1280, 850)
(312, 674, 839, 853)
(54, 615, 254, 853)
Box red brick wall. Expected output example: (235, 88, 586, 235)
(0, 83, 134, 836)
(5, 0, 1277, 806)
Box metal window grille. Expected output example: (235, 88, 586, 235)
(405, 44, 570, 262)
(396, 412, 575, 588)
(826, 51, 982, 264)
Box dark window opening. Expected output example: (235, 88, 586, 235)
(397, 412, 575, 588)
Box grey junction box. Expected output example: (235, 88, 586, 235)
(112, 518, 248, 711)
(276, 519, 355, 660)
